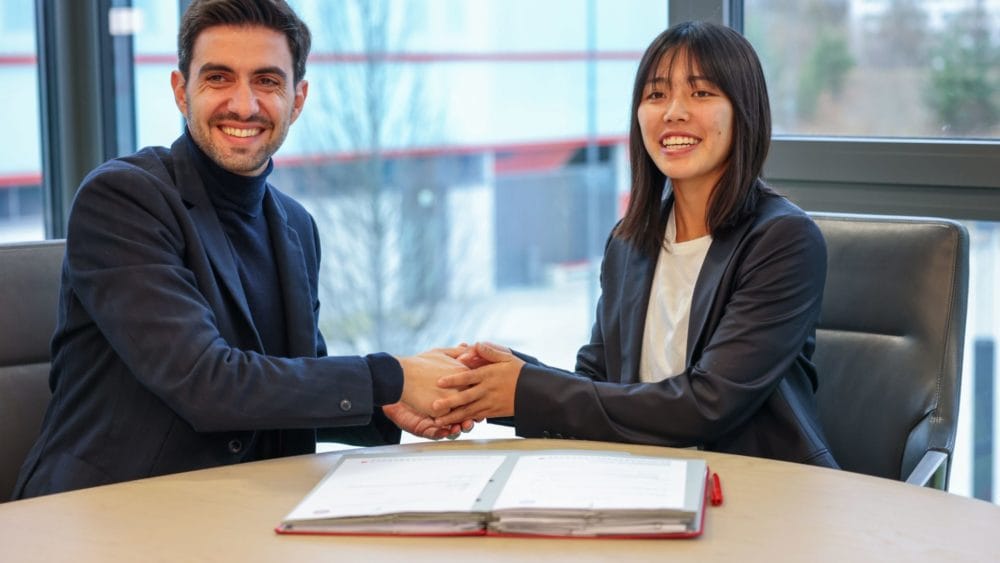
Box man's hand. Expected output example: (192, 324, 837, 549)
(382, 402, 473, 440)
(397, 348, 469, 417)
(432, 342, 523, 426)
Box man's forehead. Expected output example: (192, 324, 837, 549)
(190, 24, 293, 70)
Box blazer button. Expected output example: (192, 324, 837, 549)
(339, 399, 352, 412)
(227, 439, 243, 454)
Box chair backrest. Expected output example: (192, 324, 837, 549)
(810, 213, 968, 486)
(0, 239, 64, 501)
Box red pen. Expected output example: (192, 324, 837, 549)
(710, 472, 724, 506)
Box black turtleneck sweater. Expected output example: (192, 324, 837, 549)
(187, 131, 289, 358)
(186, 131, 403, 406)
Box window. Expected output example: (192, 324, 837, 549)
(133, 0, 180, 149)
(281, 0, 667, 442)
(745, 0, 1000, 139)
(272, 0, 669, 364)
(0, 5, 44, 242)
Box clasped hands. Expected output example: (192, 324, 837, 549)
(384, 342, 525, 440)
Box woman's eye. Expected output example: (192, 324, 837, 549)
(646, 90, 664, 100)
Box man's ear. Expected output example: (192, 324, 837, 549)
(170, 70, 188, 115)
(290, 79, 308, 124)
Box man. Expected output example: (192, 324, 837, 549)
(14, 0, 466, 499)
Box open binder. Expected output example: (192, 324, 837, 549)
(276, 450, 714, 539)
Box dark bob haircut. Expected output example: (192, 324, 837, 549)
(178, 0, 312, 85)
(615, 21, 774, 256)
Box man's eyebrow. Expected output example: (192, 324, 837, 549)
(196, 63, 288, 80)
(196, 63, 233, 76)
(253, 66, 289, 80)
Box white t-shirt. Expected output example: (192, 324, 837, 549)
(639, 208, 713, 383)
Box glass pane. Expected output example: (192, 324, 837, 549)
(0, 3, 44, 242)
(951, 220, 1000, 502)
(281, 0, 667, 442)
(745, 0, 1000, 139)
(132, 0, 181, 149)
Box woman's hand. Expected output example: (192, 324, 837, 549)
(432, 342, 524, 426)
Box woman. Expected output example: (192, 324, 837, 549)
(434, 21, 838, 467)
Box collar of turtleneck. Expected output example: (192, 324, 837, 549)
(185, 128, 274, 218)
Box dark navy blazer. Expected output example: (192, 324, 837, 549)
(15, 137, 398, 498)
(514, 194, 839, 467)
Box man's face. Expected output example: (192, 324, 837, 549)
(170, 25, 307, 176)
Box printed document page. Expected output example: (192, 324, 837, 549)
(489, 453, 699, 536)
(284, 454, 506, 522)
(492, 453, 688, 511)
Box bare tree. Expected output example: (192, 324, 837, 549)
(284, 0, 494, 355)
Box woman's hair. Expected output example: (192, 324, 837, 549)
(615, 20, 775, 255)
(178, 0, 312, 85)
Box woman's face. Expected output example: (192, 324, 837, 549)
(637, 49, 734, 195)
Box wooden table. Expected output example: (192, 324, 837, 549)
(2, 438, 997, 562)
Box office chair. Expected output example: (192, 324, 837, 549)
(0, 239, 64, 501)
(810, 213, 968, 489)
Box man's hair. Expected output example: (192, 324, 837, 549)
(615, 21, 775, 256)
(178, 0, 312, 84)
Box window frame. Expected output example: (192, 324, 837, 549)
(35, 0, 134, 238)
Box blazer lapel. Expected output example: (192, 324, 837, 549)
(686, 214, 754, 365)
(172, 137, 259, 345)
(619, 244, 657, 383)
(617, 198, 671, 384)
(263, 191, 316, 358)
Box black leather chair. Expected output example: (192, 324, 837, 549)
(0, 240, 64, 501)
(810, 213, 968, 489)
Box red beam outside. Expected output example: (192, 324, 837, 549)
(0, 50, 642, 67)
(0, 136, 627, 188)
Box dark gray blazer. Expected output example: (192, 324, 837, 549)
(14, 137, 398, 499)
(514, 194, 838, 467)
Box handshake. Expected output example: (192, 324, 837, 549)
(383, 342, 526, 440)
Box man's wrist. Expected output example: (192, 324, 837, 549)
(365, 353, 403, 405)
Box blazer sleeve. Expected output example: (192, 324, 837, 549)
(513, 213, 826, 446)
(573, 295, 611, 383)
(65, 161, 383, 434)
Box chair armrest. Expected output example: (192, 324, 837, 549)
(904, 450, 949, 489)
